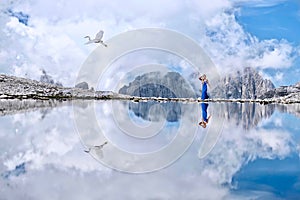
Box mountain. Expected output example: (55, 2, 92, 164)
(119, 67, 275, 100)
(119, 71, 195, 122)
(259, 81, 300, 100)
(211, 67, 275, 99)
(118, 69, 276, 122)
(119, 71, 195, 98)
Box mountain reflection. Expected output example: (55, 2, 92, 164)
(126, 101, 278, 130)
(129, 101, 181, 122)
(1, 99, 300, 199)
(211, 103, 275, 130)
(1, 99, 299, 130)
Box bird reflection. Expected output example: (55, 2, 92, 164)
(84, 141, 108, 154)
(199, 103, 211, 128)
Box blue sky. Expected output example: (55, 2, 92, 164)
(0, 0, 299, 87)
(235, 0, 300, 86)
(237, 0, 300, 44)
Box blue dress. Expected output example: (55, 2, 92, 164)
(201, 81, 209, 100)
(201, 103, 209, 122)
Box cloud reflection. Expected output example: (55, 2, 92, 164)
(0, 102, 300, 199)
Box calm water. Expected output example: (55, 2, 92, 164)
(1, 100, 300, 200)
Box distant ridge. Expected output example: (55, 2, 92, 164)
(211, 67, 275, 99)
(119, 71, 195, 98)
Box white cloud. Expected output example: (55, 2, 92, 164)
(199, 118, 293, 185)
(3, 16, 87, 85)
(1, 0, 298, 86)
(0, 105, 230, 200)
(200, 11, 298, 73)
(250, 39, 295, 68)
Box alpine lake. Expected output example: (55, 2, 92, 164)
(1, 99, 300, 200)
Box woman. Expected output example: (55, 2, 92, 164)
(199, 103, 211, 128)
(199, 74, 210, 100)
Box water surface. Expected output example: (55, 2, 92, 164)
(1, 100, 300, 199)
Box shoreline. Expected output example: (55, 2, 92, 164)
(1, 95, 299, 104)
(1, 74, 299, 104)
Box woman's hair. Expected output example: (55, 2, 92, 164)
(199, 121, 207, 128)
(199, 74, 206, 81)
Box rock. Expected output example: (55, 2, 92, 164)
(40, 70, 54, 85)
(0, 74, 117, 100)
(260, 82, 300, 100)
(276, 86, 288, 97)
(0, 94, 8, 99)
(287, 86, 300, 93)
(55, 82, 63, 87)
(261, 90, 275, 99)
(40, 70, 63, 87)
(75, 82, 89, 90)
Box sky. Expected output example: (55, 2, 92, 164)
(0, 0, 299, 87)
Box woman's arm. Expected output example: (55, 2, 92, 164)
(206, 79, 211, 87)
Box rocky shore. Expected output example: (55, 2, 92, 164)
(0, 74, 299, 104)
(0, 74, 127, 100)
(259, 82, 300, 103)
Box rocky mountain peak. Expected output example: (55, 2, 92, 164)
(119, 71, 195, 98)
(211, 67, 275, 99)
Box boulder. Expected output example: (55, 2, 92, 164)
(75, 82, 89, 90)
(40, 70, 63, 87)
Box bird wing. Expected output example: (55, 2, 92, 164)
(95, 30, 104, 40)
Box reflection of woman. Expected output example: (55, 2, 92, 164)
(199, 103, 211, 128)
(199, 74, 210, 100)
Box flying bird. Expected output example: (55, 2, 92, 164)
(84, 30, 108, 47)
